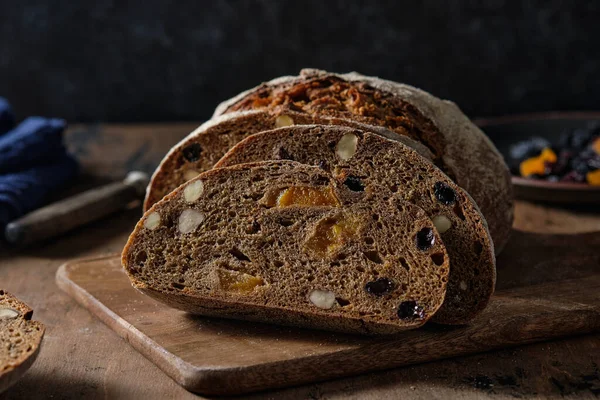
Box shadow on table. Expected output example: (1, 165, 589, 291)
(0, 373, 116, 400)
(230, 334, 600, 399)
(0, 206, 140, 261)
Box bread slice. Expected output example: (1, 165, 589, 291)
(213, 69, 513, 254)
(123, 161, 450, 335)
(144, 109, 433, 211)
(0, 291, 45, 394)
(215, 126, 496, 324)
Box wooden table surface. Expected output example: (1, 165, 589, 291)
(1, 124, 600, 399)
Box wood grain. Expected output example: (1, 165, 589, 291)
(1, 123, 600, 399)
(55, 230, 600, 395)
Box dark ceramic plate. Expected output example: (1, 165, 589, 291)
(476, 112, 600, 204)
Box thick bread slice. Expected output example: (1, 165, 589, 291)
(215, 126, 495, 324)
(144, 109, 433, 211)
(124, 161, 450, 335)
(0, 291, 45, 394)
(213, 69, 513, 254)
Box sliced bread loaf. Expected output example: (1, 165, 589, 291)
(215, 125, 495, 324)
(213, 69, 513, 254)
(123, 161, 450, 335)
(0, 291, 45, 394)
(144, 109, 433, 211)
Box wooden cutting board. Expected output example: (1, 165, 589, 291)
(55, 230, 600, 396)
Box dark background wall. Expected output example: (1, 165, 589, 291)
(0, 0, 598, 122)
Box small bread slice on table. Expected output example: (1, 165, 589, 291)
(0, 291, 45, 394)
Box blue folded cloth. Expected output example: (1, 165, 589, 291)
(0, 98, 79, 228)
(0, 153, 79, 227)
(0, 117, 67, 174)
(0, 97, 15, 135)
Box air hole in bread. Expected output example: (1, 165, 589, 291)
(278, 218, 294, 227)
(273, 260, 284, 268)
(399, 257, 410, 271)
(431, 252, 445, 266)
(246, 220, 261, 234)
(134, 251, 147, 266)
(330, 261, 340, 268)
(364, 251, 384, 264)
(229, 247, 251, 262)
(217, 238, 226, 245)
(336, 297, 351, 307)
(474, 241, 483, 255)
(365, 237, 374, 245)
(172, 282, 185, 290)
(453, 203, 465, 220)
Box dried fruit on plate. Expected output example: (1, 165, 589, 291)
(508, 125, 600, 184)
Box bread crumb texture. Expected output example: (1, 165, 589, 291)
(124, 161, 450, 334)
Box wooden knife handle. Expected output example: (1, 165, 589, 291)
(5, 171, 149, 246)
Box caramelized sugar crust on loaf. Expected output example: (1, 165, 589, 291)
(215, 127, 496, 324)
(144, 111, 433, 211)
(124, 161, 450, 335)
(225, 77, 446, 164)
(0, 290, 45, 392)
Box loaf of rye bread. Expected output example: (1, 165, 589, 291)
(215, 125, 495, 324)
(143, 110, 433, 211)
(123, 161, 450, 335)
(0, 291, 45, 394)
(213, 69, 513, 254)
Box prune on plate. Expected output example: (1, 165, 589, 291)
(561, 170, 586, 183)
(560, 128, 593, 150)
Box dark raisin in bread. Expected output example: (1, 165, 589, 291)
(213, 69, 513, 254)
(123, 161, 450, 335)
(214, 125, 496, 324)
(144, 110, 433, 211)
(0, 291, 45, 394)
